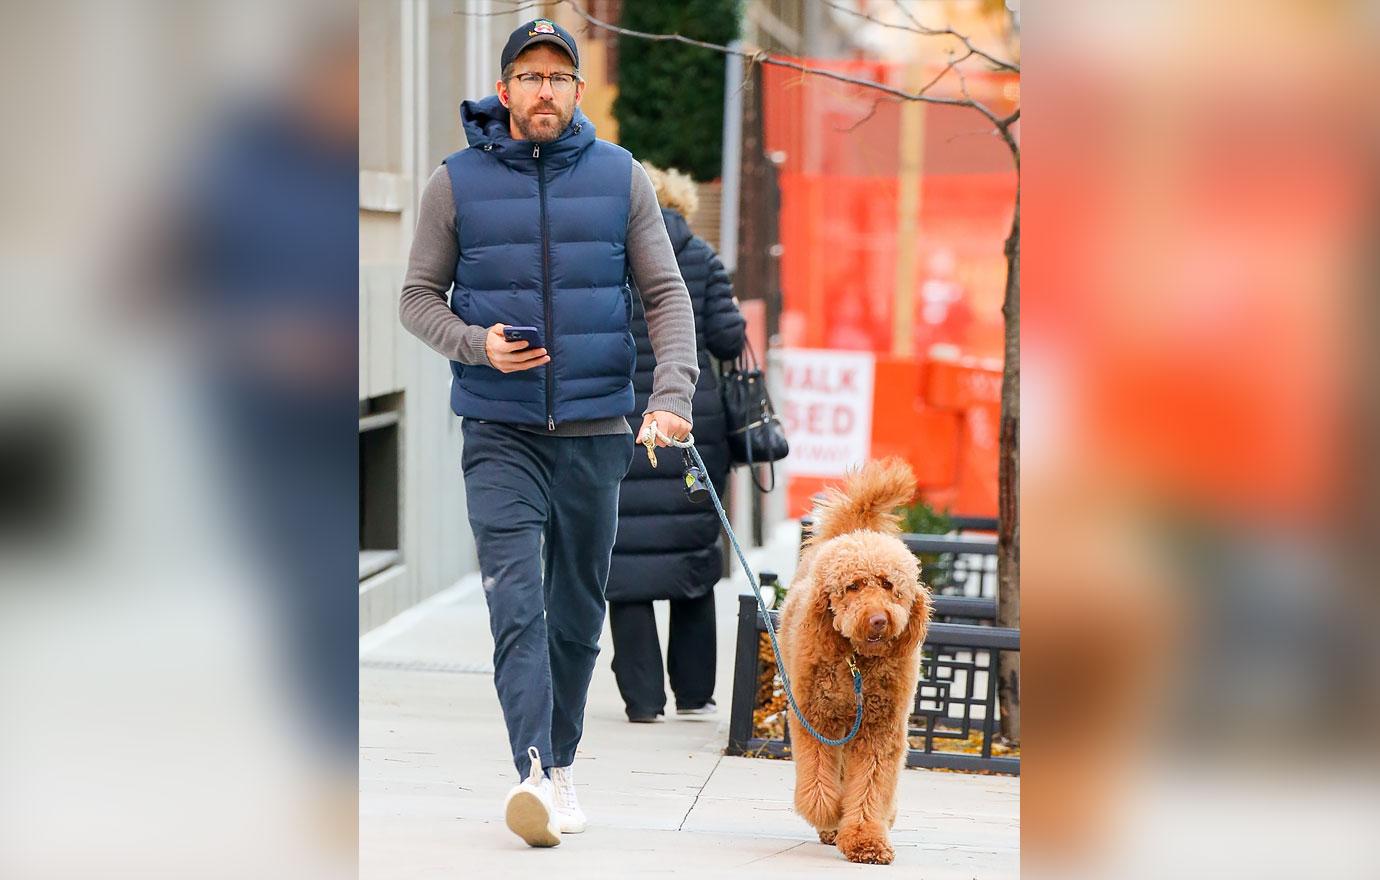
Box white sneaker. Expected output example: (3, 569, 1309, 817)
(503, 746, 561, 847)
(549, 764, 587, 833)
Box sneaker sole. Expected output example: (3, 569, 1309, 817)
(505, 790, 560, 847)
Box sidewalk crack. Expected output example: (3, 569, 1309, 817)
(737, 840, 807, 867)
(676, 754, 721, 831)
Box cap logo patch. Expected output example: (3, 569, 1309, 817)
(531, 20, 556, 35)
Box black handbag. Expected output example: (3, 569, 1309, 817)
(720, 340, 789, 492)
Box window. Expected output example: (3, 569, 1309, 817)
(359, 393, 402, 580)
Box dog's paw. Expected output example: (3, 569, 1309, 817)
(836, 825, 895, 865)
(817, 828, 838, 845)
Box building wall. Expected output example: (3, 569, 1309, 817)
(358, 0, 532, 633)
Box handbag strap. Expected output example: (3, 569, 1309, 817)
(734, 339, 778, 417)
(742, 418, 777, 493)
(751, 461, 777, 493)
(727, 415, 775, 436)
(734, 335, 762, 374)
(743, 341, 755, 372)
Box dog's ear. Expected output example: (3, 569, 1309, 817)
(798, 555, 843, 637)
(806, 547, 838, 610)
(885, 551, 925, 640)
(898, 581, 932, 652)
(810, 569, 836, 617)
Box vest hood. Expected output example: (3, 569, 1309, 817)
(459, 94, 595, 166)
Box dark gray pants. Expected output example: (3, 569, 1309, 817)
(461, 419, 635, 780)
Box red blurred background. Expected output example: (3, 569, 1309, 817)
(760, 59, 1018, 518)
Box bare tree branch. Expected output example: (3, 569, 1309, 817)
(885, 0, 1020, 73)
(452, 0, 545, 19)
(955, 62, 1020, 169)
(817, 0, 1018, 73)
(833, 95, 900, 133)
(830, 44, 988, 134)
(915, 48, 975, 97)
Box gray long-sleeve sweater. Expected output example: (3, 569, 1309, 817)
(399, 160, 699, 436)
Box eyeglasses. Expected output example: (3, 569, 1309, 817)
(509, 72, 579, 94)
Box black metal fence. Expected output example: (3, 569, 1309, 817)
(726, 597, 1020, 774)
(949, 515, 998, 533)
(725, 521, 1018, 774)
(905, 533, 998, 602)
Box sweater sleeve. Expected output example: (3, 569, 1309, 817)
(398, 165, 492, 367)
(626, 160, 699, 423)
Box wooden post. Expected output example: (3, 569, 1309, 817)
(891, 63, 927, 357)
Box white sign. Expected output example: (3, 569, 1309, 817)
(779, 349, 875, 477)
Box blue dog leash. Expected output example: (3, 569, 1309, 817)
(642, 425, 864, 748)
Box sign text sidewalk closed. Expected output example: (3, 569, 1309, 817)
(780, 349, 875, 477)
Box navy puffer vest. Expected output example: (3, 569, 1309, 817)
(443, 95, 634, 428)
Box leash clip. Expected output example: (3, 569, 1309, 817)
(846, 653, 859, 676)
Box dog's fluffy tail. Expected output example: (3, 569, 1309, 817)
(808, 457, 917, 543)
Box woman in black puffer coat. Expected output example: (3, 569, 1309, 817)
(607, 163, 746, 722)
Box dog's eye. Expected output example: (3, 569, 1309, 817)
(880, 577, 893, 590)
(846, 580, 862, 591)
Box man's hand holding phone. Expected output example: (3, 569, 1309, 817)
(485, 324, 550, 373)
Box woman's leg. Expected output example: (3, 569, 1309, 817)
(668, 590, 717, 710)
(608, 600, 666, 719)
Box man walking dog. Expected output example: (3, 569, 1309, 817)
(399, 19, 697, 847)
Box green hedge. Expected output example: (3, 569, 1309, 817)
(613, 0, 741, 182)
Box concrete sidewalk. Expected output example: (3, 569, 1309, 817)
(360, 557, 1018, 878)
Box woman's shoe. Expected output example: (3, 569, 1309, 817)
(675, 699, 717, 716)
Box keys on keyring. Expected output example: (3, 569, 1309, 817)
(643, 419, 658, 468)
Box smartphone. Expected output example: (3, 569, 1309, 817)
(502, 325, 544, 350)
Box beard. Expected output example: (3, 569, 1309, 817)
(512, 100, 574, 143)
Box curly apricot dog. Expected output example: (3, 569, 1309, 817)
(779, 458, 931, 865)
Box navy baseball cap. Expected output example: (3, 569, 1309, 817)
(501, 18, 580, 74)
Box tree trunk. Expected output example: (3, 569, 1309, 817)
(996, 189, 1020, 744)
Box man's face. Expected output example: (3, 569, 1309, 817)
(497, 44, 585, 144)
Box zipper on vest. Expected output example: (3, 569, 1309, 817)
(536, 143, 555, 430)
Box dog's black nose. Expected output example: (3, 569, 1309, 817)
(868, 614, 887, 635)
